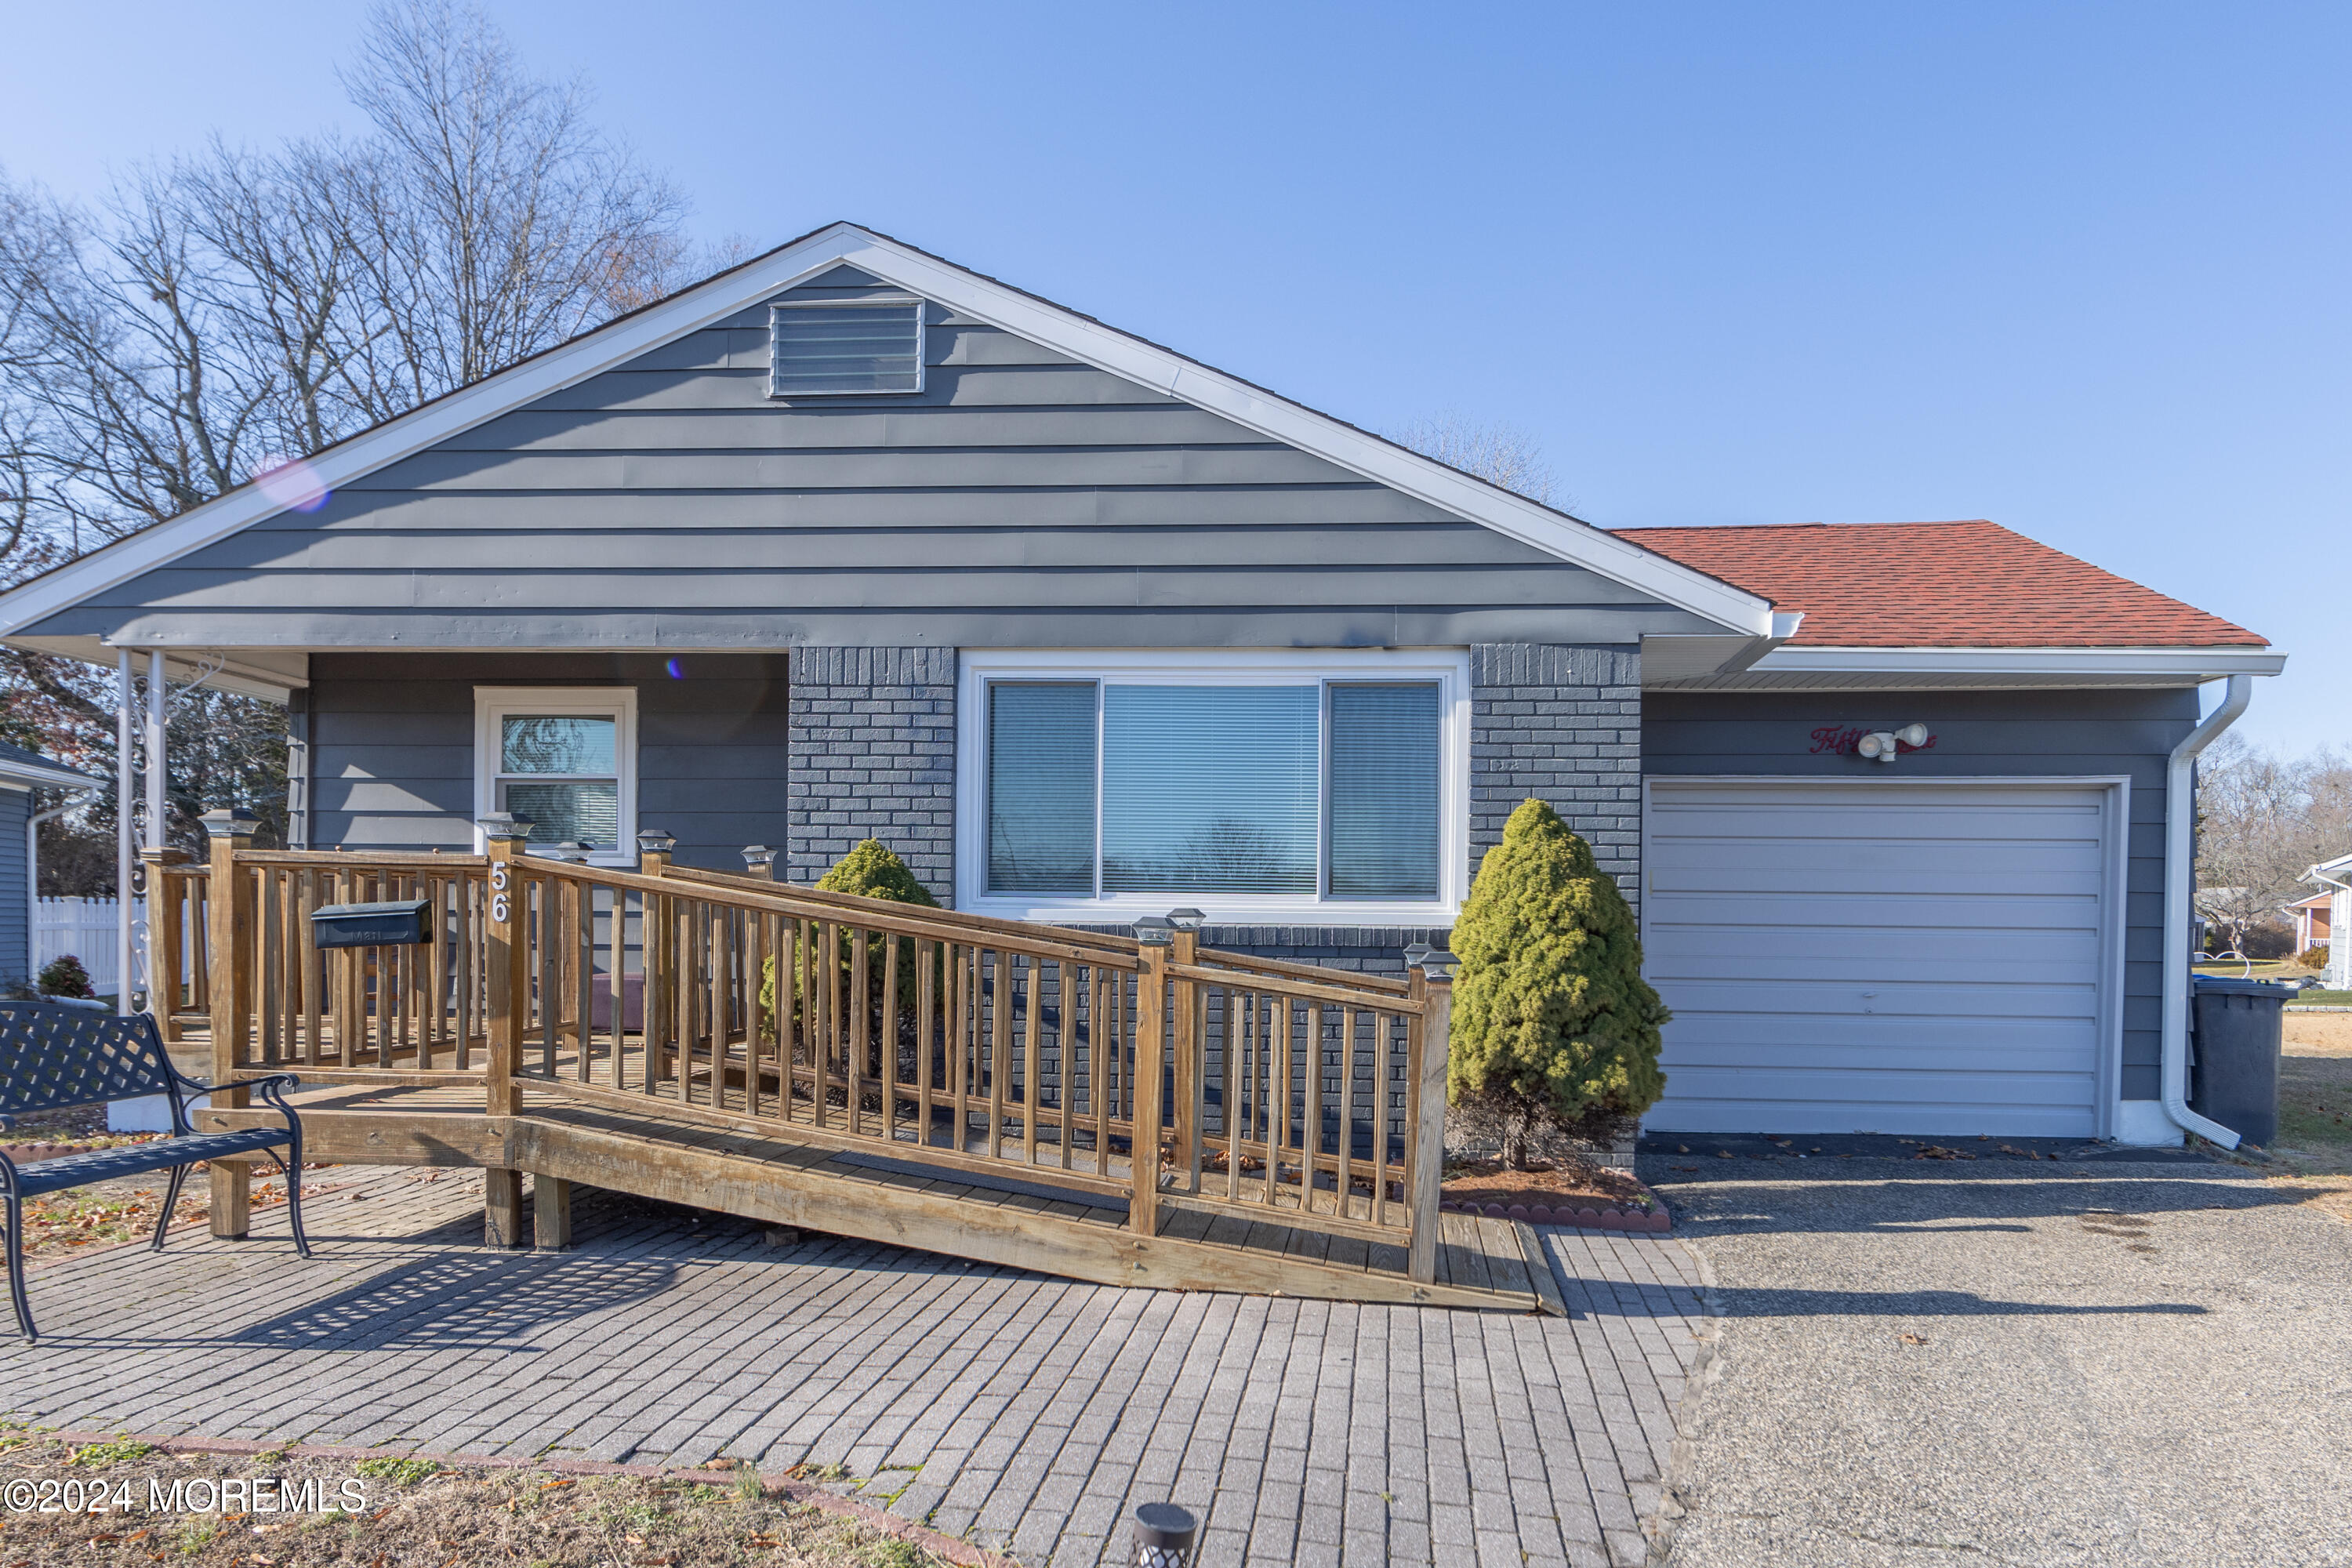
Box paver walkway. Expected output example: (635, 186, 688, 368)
(2, 1166, 1711, 1566)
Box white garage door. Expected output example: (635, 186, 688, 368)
(1642, 780, 2116, 1137)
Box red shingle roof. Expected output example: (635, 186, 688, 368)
(1613, 520, 2264, 648)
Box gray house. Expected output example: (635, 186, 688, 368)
(0, 224, 2284, 1145)
(0, 739, 97, 989)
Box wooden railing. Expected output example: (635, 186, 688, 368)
(168, 821, 1455, 1281)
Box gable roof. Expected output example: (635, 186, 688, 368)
(1614, 520, 2265, 649)
(0, 223, 1775, 644)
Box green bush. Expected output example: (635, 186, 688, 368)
(758, 839, 940, 1028)
(37, 954, 96, 1000)
(1448, 798, 1669, 1168)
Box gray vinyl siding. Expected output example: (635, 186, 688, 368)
(31, 266, 1715, 650)
(0, 786, 27, 984)
(307, 652, 789, 872)
(1641, 687, 2201, 1102)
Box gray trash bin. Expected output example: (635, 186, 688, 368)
(2189, 976, 2290, 1146)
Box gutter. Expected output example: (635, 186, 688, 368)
(2161, 674, 2253, 1149)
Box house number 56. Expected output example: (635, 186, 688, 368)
(489, 862, 511, 924)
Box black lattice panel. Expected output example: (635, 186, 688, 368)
(0, 1005, 176, 1117)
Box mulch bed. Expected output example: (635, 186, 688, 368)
(1440, 1157, 1670, 1233)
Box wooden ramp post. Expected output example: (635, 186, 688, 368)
(481, 814, 530, 1247)
(1406, 947, 1456, 1287)
(201, 810, 257, 1239)
(1129, 918, 1174, 1237)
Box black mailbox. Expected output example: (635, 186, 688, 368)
(309, 898, 434, 949)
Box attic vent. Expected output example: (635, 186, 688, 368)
(768, 299, 924, 396)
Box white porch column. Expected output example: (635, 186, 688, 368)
(144, 652, 167, 858)
(2332, 888, 2351, 993)
(114, 648, 135, 1016)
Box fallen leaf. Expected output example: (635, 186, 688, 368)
(1897, 1333, 1928, 1346)
(1677, 1145, 1690, 1153)
(539, 1478, 573, 1490)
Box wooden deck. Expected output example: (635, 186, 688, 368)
(197, 1083, 1561, 1314)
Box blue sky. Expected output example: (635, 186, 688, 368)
(5, 2, 2341, 750)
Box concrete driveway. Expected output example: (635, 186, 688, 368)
(1644, 1141, 2352, 1568)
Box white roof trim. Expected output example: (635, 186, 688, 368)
(0, 223, 1774, 641)
(1748, 646, 2285, 678)
(0, 753, 97, 791)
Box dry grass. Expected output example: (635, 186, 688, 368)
(2253, 1012, 2352, 1224)
(0, 1434, 948, 1567)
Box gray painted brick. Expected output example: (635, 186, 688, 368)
(786, 645, 956, 902)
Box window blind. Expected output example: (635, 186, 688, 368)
(988, 682, 1098, 893)
(1327, 683, 1442, 898)
(501, 781, 619, 851)
(771, 303, 923, 394)
(1102, 685, 1319, 895)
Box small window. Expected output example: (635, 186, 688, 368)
(769, 300, 924, 396)
(474, 688, 637, 862)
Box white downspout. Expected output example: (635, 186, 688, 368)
(2161, 674, 2253, 1149)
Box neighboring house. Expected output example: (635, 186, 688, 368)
(2303, 851, 2352, 991)
(2288, 891, 2332, 953)
(0, 739, 100, 989)
(0, 223, 2287, 1143)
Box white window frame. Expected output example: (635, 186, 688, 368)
(956, 649, 1471, 924)
(472, 687, 640, 866)
(767, 296, 927, 398)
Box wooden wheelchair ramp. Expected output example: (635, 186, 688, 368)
(506, 1098, 1555, 1312)
(167, 840, 1563, 1316)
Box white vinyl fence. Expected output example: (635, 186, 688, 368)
(33, 895, 143, 996)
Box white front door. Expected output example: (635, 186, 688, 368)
(1642, 779, 2119, 1137)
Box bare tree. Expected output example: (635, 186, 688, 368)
(332, 0, 691, 400)
(2194, 733, 2352, 950)
(1391, 409, 1565, 509)
(0, 0, 697, 590)
(0, 0, 703, 873)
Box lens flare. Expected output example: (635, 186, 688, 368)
(666, 658, 685, 679)
(253, 457, 331, 514)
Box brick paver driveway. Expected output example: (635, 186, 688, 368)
(2, 1167, 1710, 1566)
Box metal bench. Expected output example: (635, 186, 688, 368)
(0, 1002, 309, 1341)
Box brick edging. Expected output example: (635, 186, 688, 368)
(16, 1428, 1011, 1568)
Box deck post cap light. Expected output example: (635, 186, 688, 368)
(1133, 915, 1176, 946)
(635, 828, 677, 855)
(1167, 907, 1206, 931)
(476, 811, 533, 842)
(742, 844, 778, 876)
(199, 807, 260, 837)
(1131, 1501, 1198, 1566)
(1415, 947, 1460, 981)
(1403, 941, 1433, 969)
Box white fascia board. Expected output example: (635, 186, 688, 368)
(1749, 646, 2286, 679)
(0, 756, 98, 790)
(0, 223, 1775, 641)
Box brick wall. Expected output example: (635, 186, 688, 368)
(786, 647, 956, 901)
(1470, 643, 1642, 909)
